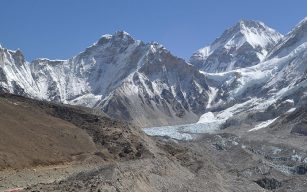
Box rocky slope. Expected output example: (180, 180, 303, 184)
(22, 123, 307, 192)
(0, 94, 266, 192)
(0, 94, 96, 170)
(2, 98, 307, 192)
(0, 93, 152, 171)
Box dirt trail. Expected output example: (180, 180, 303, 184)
(0, 160, 106, 191)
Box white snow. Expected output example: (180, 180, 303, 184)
(206, 87, 218, 108)
(36, 58, 66, 62)
(190, 20, 283, 72)
(143, 120, 220, 140)
(143, 99, 257, 140)
(144, 18, 307, 140)
(248, 117, 279, 132)
(101, 34, 112, 39)
(240, 21, 282, 50)
(291, 154, 303, 162)
(1, 19, 307, 143)
(197, 112, 215, 123)
(284, 99, 294, 104)
(287, 108, 296, 113)
(143, 126, 193, 140)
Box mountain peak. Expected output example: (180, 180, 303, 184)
(210, 20, 282, 50)
(237, 19, 265, 29)
(190, 20, 283, 72)
(220, 20, 265, 36)
(113, 31, 135, 42)
(114, 30, 131, 37)
(96, 31, 135, 46)
(15, 48, 23, 55)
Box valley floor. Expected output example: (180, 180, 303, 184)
(2, 132, 307, 192)
(1, 94, 307, 192)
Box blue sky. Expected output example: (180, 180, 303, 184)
(1, 0, 306, 61)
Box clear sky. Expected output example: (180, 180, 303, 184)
(1, 0, 306, 61)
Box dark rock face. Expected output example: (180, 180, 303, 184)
(11, 49, 25, 66)
(291, 122, 307, 136)
(97, 43, 210, 127)
(47, 81, 61, 102)
(102, 95, 133, 122)
(255, 178, 282, 190)
(160, 89, 185, 117)
(0, 68, 7, 82)
(11, 81, 26, 96)
(293, 165, 307, 175)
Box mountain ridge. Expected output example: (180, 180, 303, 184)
(0, 31, 210, 127)
(145, 16, 307, 140)
(1, 18, 307, 129)
(2, 17, 307, 192)
(190, 20, 283, 72)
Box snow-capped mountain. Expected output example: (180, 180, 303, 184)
(0, 31, 210, 127)
(2, 17, 307, 130)
(99, 43, 210, 127)
(190, 20, 283, 72)
(261, 17, 307, 104)
(203, 17, 307, 115)
(0, 47, 39, 96)
(146, 17, 307, 140)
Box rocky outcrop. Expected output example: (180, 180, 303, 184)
(255, 178, 282, 190)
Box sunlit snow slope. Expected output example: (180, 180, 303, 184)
(190, 20, 283, 72)
(145, 17, 307, 140)
(2, 18, 307, 133)
(0, 31, 210, 128)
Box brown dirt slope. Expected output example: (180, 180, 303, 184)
(0, 94, 97, 170)
(0, 93, 152, 170)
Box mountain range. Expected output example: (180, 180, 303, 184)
(1, 17, 307, 130)
(2, 17, 307, 192)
